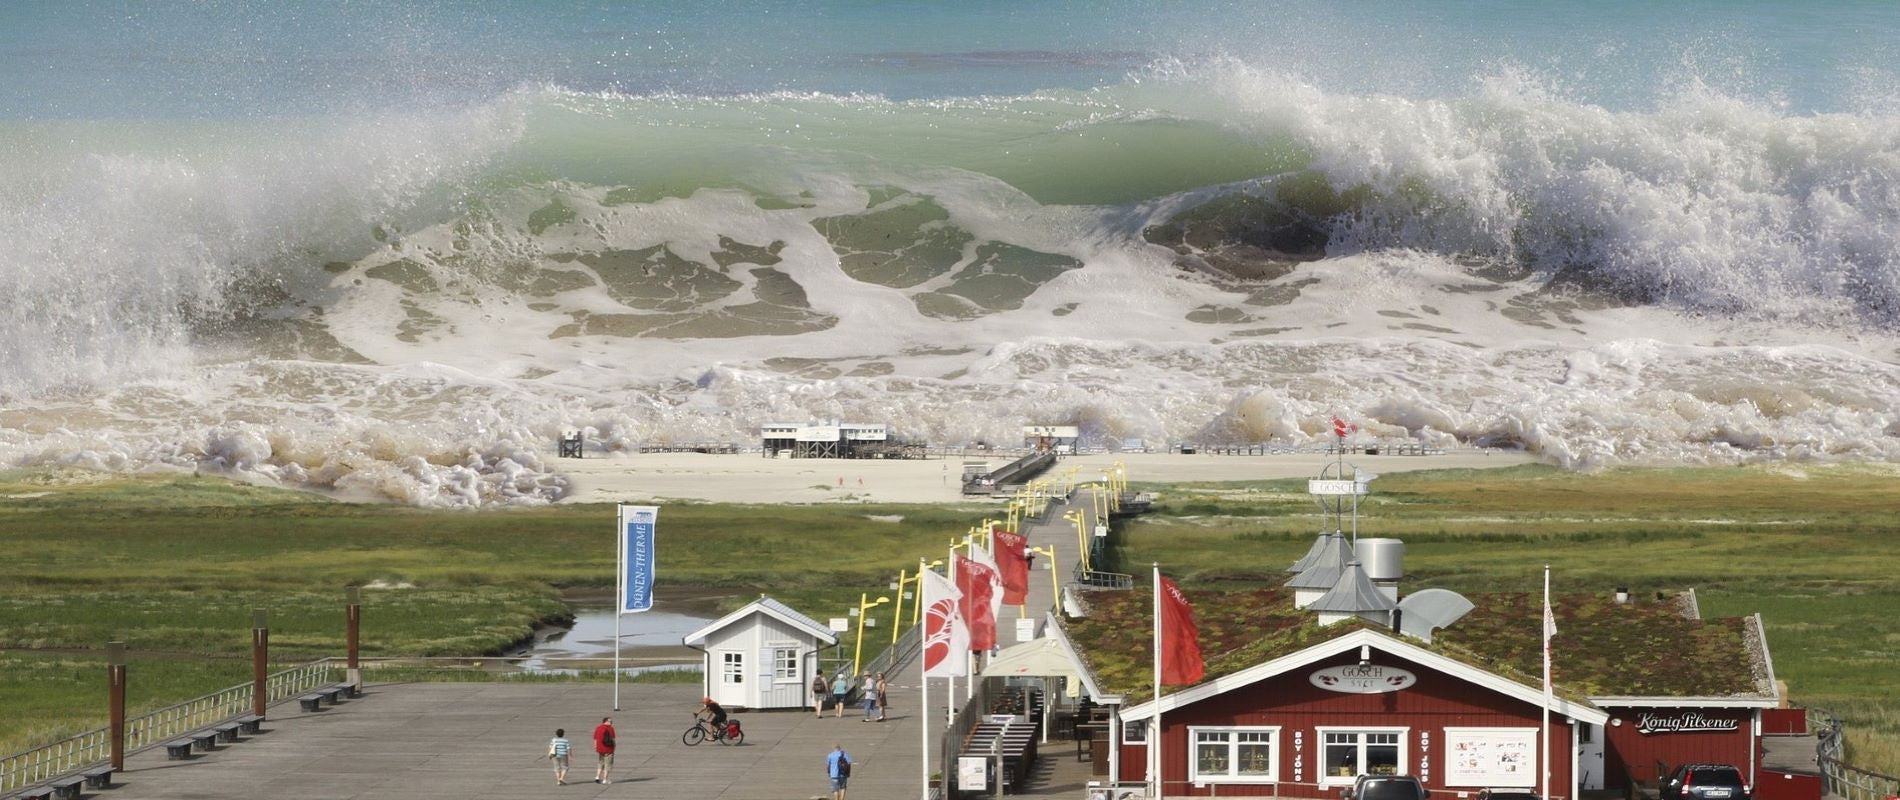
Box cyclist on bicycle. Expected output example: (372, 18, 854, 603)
(698, 697, 729, 733)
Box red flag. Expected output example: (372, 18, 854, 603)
(991, 526, 1030, 606)
(1331, 416, 1349, 439)
(1159, 576, 1205, 685)
(955, 554, 1000, 651)
(921, 568, 968, 677)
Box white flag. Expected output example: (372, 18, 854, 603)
(921, 568, 968, 678)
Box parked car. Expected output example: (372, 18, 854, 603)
(1342, 774, 1430, 800)
(1475, 790, 1542, 800)
(1662, 763, 1752, 800)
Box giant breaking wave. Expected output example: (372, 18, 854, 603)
(3, 63, 1898, 505)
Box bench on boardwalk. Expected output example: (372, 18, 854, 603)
(297, 694, 324, 712)
(236, 714, 264, 734)
(213, 721, 242, 742)
(8, 785, 55, 800)
(334, 682, 361, 699)
(80, 766, 113, 789)
(163, 738, 196, 760)
(45, 777, 83, 800)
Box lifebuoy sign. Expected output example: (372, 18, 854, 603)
(1634, 712, 1741, 735)
(1311, 664, 1416, 693)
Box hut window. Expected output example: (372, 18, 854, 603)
(1188, 726, 1281, 783)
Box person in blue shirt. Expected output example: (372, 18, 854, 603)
(825, 743, 852, 800)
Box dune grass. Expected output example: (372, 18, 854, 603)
(0, 469, 984, 754)
(1112, 462, 1900, 774)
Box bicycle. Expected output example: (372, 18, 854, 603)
(681, 715, 744, 746)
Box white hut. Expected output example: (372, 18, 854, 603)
(683, 596, 839, 710)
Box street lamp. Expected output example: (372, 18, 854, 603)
(852, 593, 891, 675)
(1028, 545, 1060, 613)
(892, 560, 944, 642)
(1063, 510, 1090, 573)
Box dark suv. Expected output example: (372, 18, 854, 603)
(1662, 764, 1751, 800)
(1343, 774, 1430, 800)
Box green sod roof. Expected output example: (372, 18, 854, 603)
(1058, 588, 1772, 705)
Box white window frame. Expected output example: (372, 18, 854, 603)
(721, 651, 744, 685)
(771, 644, 801, 684)
(1315, 726, 1409, 786)
(1188, 725, 1282, 785)
(1123, 720, 1147, 744)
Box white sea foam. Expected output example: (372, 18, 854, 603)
(3, 75, 1898, 505)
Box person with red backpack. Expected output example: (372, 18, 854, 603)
(592, 716, 616, 785)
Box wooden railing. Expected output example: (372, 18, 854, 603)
(1, 658, 343, 792)
(1806, 706, 1900, 800)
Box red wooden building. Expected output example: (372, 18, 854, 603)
(1052, 587, 1799, 800)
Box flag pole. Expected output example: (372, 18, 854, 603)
(948, 543, 958, 729)
(919, 557, 932, 800)
(1542, 564, 1552, 800)
(1151, 563, 1163, 800)
(614, 504, 624, 711)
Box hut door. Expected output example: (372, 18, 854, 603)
(1579, 723, 1605, 790)
(714, 650, 746, 706)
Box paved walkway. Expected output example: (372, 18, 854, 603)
(106, 681, 945, 799)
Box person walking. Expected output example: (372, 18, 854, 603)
(874, 671, 889, 721)
(826, 743, 852, 800)
(859, 672, 880, 722)
(811, 674, 829, 718)
(592, 716, 616, 785)
(830, 672, 850, 718)
(547, 728, 571, 785)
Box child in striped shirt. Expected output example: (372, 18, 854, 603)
(548, 728, 571, 785)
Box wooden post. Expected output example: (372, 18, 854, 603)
(251, 609, 268, 718)
(346, 586, 362, 693)
(107, 641, 126, 771)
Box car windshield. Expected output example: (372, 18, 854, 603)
(1362, 782, 1423, 800)
(1690, 768, 1743, 786)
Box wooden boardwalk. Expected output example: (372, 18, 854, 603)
(102, 681, 947, 799)
(96, 487, 1116, 800)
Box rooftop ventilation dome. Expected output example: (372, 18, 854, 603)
(1307, 560, 1399, 614)
(1287, 533, 1331, 574)
(1285, 533, 1350, 590)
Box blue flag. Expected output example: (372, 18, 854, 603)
(619, 505, 657, 613)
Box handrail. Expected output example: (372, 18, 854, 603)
(1804, 705, 1899, 800)
(2, 657, 345, 792)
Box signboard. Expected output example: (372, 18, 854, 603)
(1309, 664, 1417, 693)
(829, 617, 850, 632)
(1023, 425, 1080, 438)
(618, 505, 658, 613)
(1634, 712, 1742, 735)
(1015, 617, 1038, 643)
(1443, 727, 1537, 787)
(959, 756, 990, 790)
(1308, 479, 1370, 496)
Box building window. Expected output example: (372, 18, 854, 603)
(1190, 726, 1281, 784)
(773, 647, 799, 682)
(722, 652, 744, 685)
(1123, 720, 1147, 744)
(1317, 727, 1407, 784)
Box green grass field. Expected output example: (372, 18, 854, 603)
(3, 462, 1898, 775)
(0, 467, 983, 754)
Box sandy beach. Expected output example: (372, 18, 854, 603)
(555, 450, 1540, 505)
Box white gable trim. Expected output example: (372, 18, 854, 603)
(684, 598, 838, 647)
(1118, 628, 1608, 725)
(1046, 612, 1123, 704)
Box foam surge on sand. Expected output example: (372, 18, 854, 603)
(5, 25, 1900, 504)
